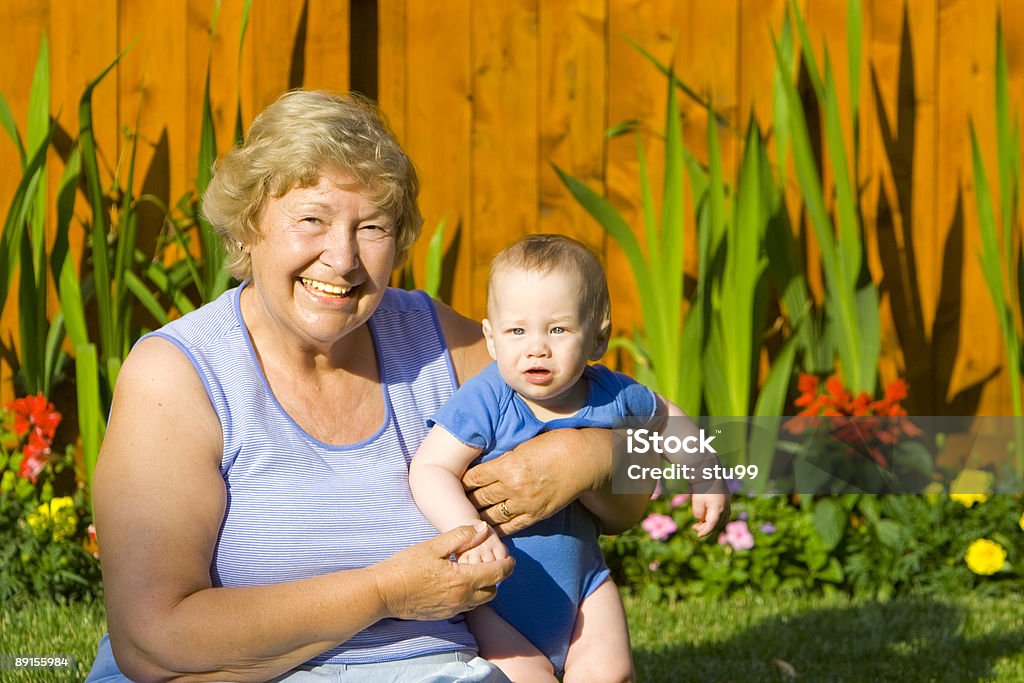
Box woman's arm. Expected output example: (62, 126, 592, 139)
(434, 302, 652, 535)
(95, 338, 512, 683)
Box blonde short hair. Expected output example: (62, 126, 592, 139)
(488, 234, 611, 335)
(202, 90, 423, 279)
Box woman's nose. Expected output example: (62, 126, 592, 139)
(320, 231, 361, 273)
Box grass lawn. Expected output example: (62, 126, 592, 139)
(1, 593, 1022, 681)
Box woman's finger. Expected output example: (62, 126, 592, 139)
(462, 460, 507, 508)
(465, 481, 508, 510)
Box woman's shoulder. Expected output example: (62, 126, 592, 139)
(150, 285, 243, 350)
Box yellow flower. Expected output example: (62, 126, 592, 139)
(951, 493, 988, 508)
(26, 496, 77, 542)
(965, 539, 1007, 575)
(1019, 512, 1024, 533)
(950, 469, 992, 508)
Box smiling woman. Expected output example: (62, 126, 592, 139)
(83, 90, 650, 683)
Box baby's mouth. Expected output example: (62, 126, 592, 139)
(524, 368, 552, 384)
(300, 277, 357, 297)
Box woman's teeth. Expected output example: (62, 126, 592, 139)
(301, 278, 352, 296)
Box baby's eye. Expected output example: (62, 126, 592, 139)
(550, 326, 566, 335)
(510, 328, 525, 336)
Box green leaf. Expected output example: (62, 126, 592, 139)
(42, 311, 67, 398)
(0, 93, 26, 167)
(789, 0, 824, 96)
(847, 0, 862, 118)
(124, 271, 170, 326)
(873, 519, 906, 550)
(0, 130, 51, 319)
(819, 556, 845, 583)
(423, 216, 446, 298)
(813, 497, 848, 552)
(80, 45, 131, 374)
(75, 343, 105, 510)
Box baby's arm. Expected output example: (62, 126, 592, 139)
(652, 395, 730, 537)
(409, 427, 508, 563)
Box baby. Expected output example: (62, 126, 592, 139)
(409, 234, 728, 681)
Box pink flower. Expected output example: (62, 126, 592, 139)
(670, 493, 691, 508)
(641, 513, 678, 541)
(648, 561, 660, 571)
(717, 520, 755, 550)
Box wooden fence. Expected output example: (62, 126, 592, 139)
(0, 0, 1021, 416)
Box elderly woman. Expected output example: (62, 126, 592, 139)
(85, 90, 648, 682)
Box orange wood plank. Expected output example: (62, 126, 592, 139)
(470, 0, 541, 319)
(48, 0, 119, 356)
(118, 0, 189, 214)
(303, 0, 350, 93)
(250, 0, 306, 115)
(605, 0, 676, 353)
(865, 0, 941, 411)
(935, 0, 1002, 414)
(402, 0, 473, 314)
(377, 0, 406, 144)
(537, 0, 607, 253)
(738, 0, 791, 132)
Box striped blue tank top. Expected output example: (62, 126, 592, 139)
(148, 283, 476, 664)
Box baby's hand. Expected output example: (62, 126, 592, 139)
(457, 525, 509, 564)
(691, 493, 730, 538)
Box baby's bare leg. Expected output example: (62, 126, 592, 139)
(562, 578, 634, 683)
(466, 605, 557, 682)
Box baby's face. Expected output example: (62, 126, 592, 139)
(483, 268, 600, 412)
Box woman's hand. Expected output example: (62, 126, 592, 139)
(463, 429, 624, 536)
(373, 522, 514, 620)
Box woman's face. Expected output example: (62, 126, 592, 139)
(245, 168, 397, 351)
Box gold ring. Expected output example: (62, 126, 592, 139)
(499, 501, 511, 519)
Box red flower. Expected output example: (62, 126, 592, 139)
(783, 372, 919, 469)
(18, 430, 51, 482)
(884, 379, 908, 403)
(7, 393, 61, 441)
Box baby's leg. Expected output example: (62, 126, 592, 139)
(562, 578, 634, 683)
(466, 605, 558, 682)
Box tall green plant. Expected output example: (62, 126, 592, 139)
(772, 0, 880, 395)
(555, 64, 698, 413)
(970, 21, 1024, 474)
(0, 36, 63, 398)
(557, 55, 799, 426)
(0, 5, 253, 503)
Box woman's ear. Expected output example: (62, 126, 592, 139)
(589, 319, 611, 361)
(481, 319, 498, 360)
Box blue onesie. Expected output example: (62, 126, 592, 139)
(428, 361, 656, 674)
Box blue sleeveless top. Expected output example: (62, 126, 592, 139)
(148, 284, 476, 664)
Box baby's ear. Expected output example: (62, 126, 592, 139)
(589, 319, 611, 361)
(481, 319, 498, 360)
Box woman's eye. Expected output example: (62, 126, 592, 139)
(301, 216, 321, 224)
(359, 224, 391, 239)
